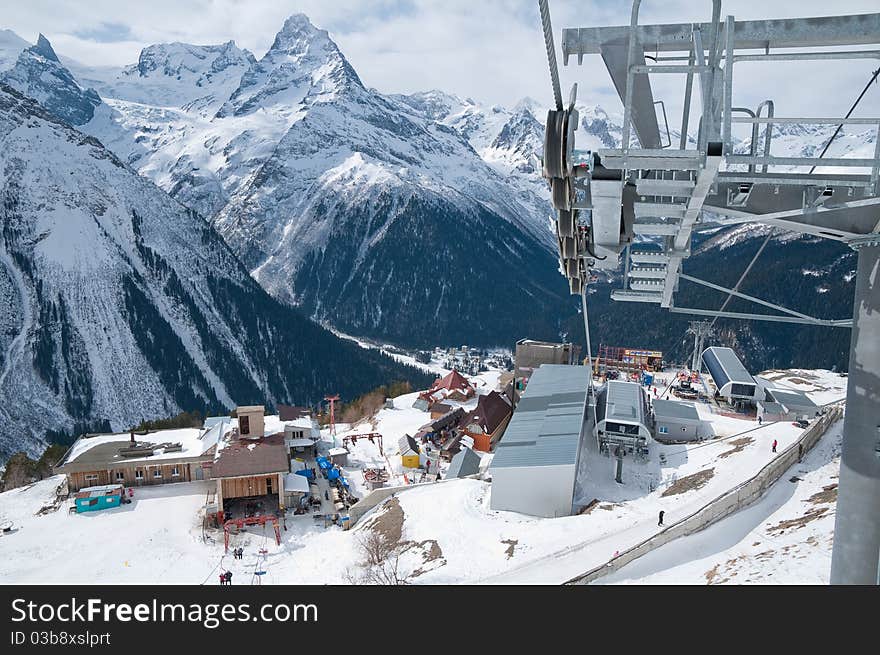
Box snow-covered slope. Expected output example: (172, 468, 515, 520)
(2, 34, 101, 126)
(0, 83, 431, 459)
(70, 15, 573, 346)
(0, 29, 28, 73)
(75, 41, 256, 115)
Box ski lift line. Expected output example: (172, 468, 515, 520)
(581, 289, 594, 390)
(538, 0, 564, 111)
(808, 66, 880, 176)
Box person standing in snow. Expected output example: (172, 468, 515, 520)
(219, 571, 226, 586)
(758, 415, 763, 425)
(772, 439, 778, 453)
(658, 510, 665, 526)
(225, 570, 233, 585)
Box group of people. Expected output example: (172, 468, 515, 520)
(218, 570, 233, 585)
(231, 547, 244, 559)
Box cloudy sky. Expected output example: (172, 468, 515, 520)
(3, 0, 879, 120)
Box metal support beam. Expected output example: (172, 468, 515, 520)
(678, 273, 846, 323)
(562, 13, 880, 59)
(831, 240, 880, 584)
(669, 306, 852, 327)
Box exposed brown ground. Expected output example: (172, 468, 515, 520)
(718, 436, 753, 459)
(364, 496, 404, 546)
(662, 468, 715, 497)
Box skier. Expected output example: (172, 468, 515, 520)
(772, 439, 778, 453)
(658, 510, 665, 526)
(758, 415, 763, 425)
(225, 570, 233, 585)
(219, 571, 226, 586)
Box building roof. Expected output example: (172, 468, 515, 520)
(328, 447, 348, 456)
(428, 401, 453, 414)
(57, 425, 225, 472)
(212, 433, 289, 478)
(399, 435, 420, 456)
(283, 472, 310, 494)
(758, 400, 787, 413)
(287, 438, 314, 448)
(701, 347, 756, 390)
(75, 484, 124, 498)
(768, 388, 819, 410)
(278, 404, 311, 421)
(652, 398, 701, 421)
(464, 391, 512, 434)
(490, 365, 588, 470)
(426, 406, 466, 432)
(446, 447, 482, 478)
(597, 380, 648, 426)
(430, 370, 474, 395)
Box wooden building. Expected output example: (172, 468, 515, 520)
(462, 391, 513, 452)
(211, 432, 290, 522)
(55, 425, 225, 492)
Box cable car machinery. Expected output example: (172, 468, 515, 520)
(538, 0, 880, 584)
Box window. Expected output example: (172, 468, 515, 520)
(115, 471, 124, 481)
(171, 466, 180, 477)
(153, 469, 162, 479)
(659, 426, 669, 434)
(240, 415, 250, 435)
(135, 470, 144, 480)
(87, 498, 99, 507)
(85, 474, 99, 482)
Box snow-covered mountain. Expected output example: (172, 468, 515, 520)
(62, 16, 573, 346)
(2, 34, 101, 126)
(0, 83, 431, 459)
(0, 16, 872, 358)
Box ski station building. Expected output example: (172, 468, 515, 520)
(55, 423, 227, 492)
(489, 364, 590, 518)
(701, 347, 760, 405)
(594, 380, 651, 457)
(651, 399, 704, 442)
(757, 388, 822, 422)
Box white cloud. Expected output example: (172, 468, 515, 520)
(2, 0, 878, 119)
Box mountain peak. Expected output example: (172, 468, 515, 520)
(30, 33, 59, 62)
(270, 13, 325, 53)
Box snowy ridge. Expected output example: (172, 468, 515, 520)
(0, 83, 431, 458)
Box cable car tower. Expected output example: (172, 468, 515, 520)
(538, 0, 880, 583)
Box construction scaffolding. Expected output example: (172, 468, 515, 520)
(594, 344, 663, 376)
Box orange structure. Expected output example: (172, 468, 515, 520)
(324, 394, 340, 436)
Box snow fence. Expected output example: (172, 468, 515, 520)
(565, 404, 844, 585)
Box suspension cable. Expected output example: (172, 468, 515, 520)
(538, 0, 564, 111)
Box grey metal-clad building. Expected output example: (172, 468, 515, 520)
(763, 388, 821, 421)
(701, 346, 759, 401)
(489, 364, 589, 518)
(594, 380, 651, 456)
(446, 447, 481, 479)
(652, 399, 704, 442)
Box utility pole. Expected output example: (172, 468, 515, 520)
(324, 394, 339, 438)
